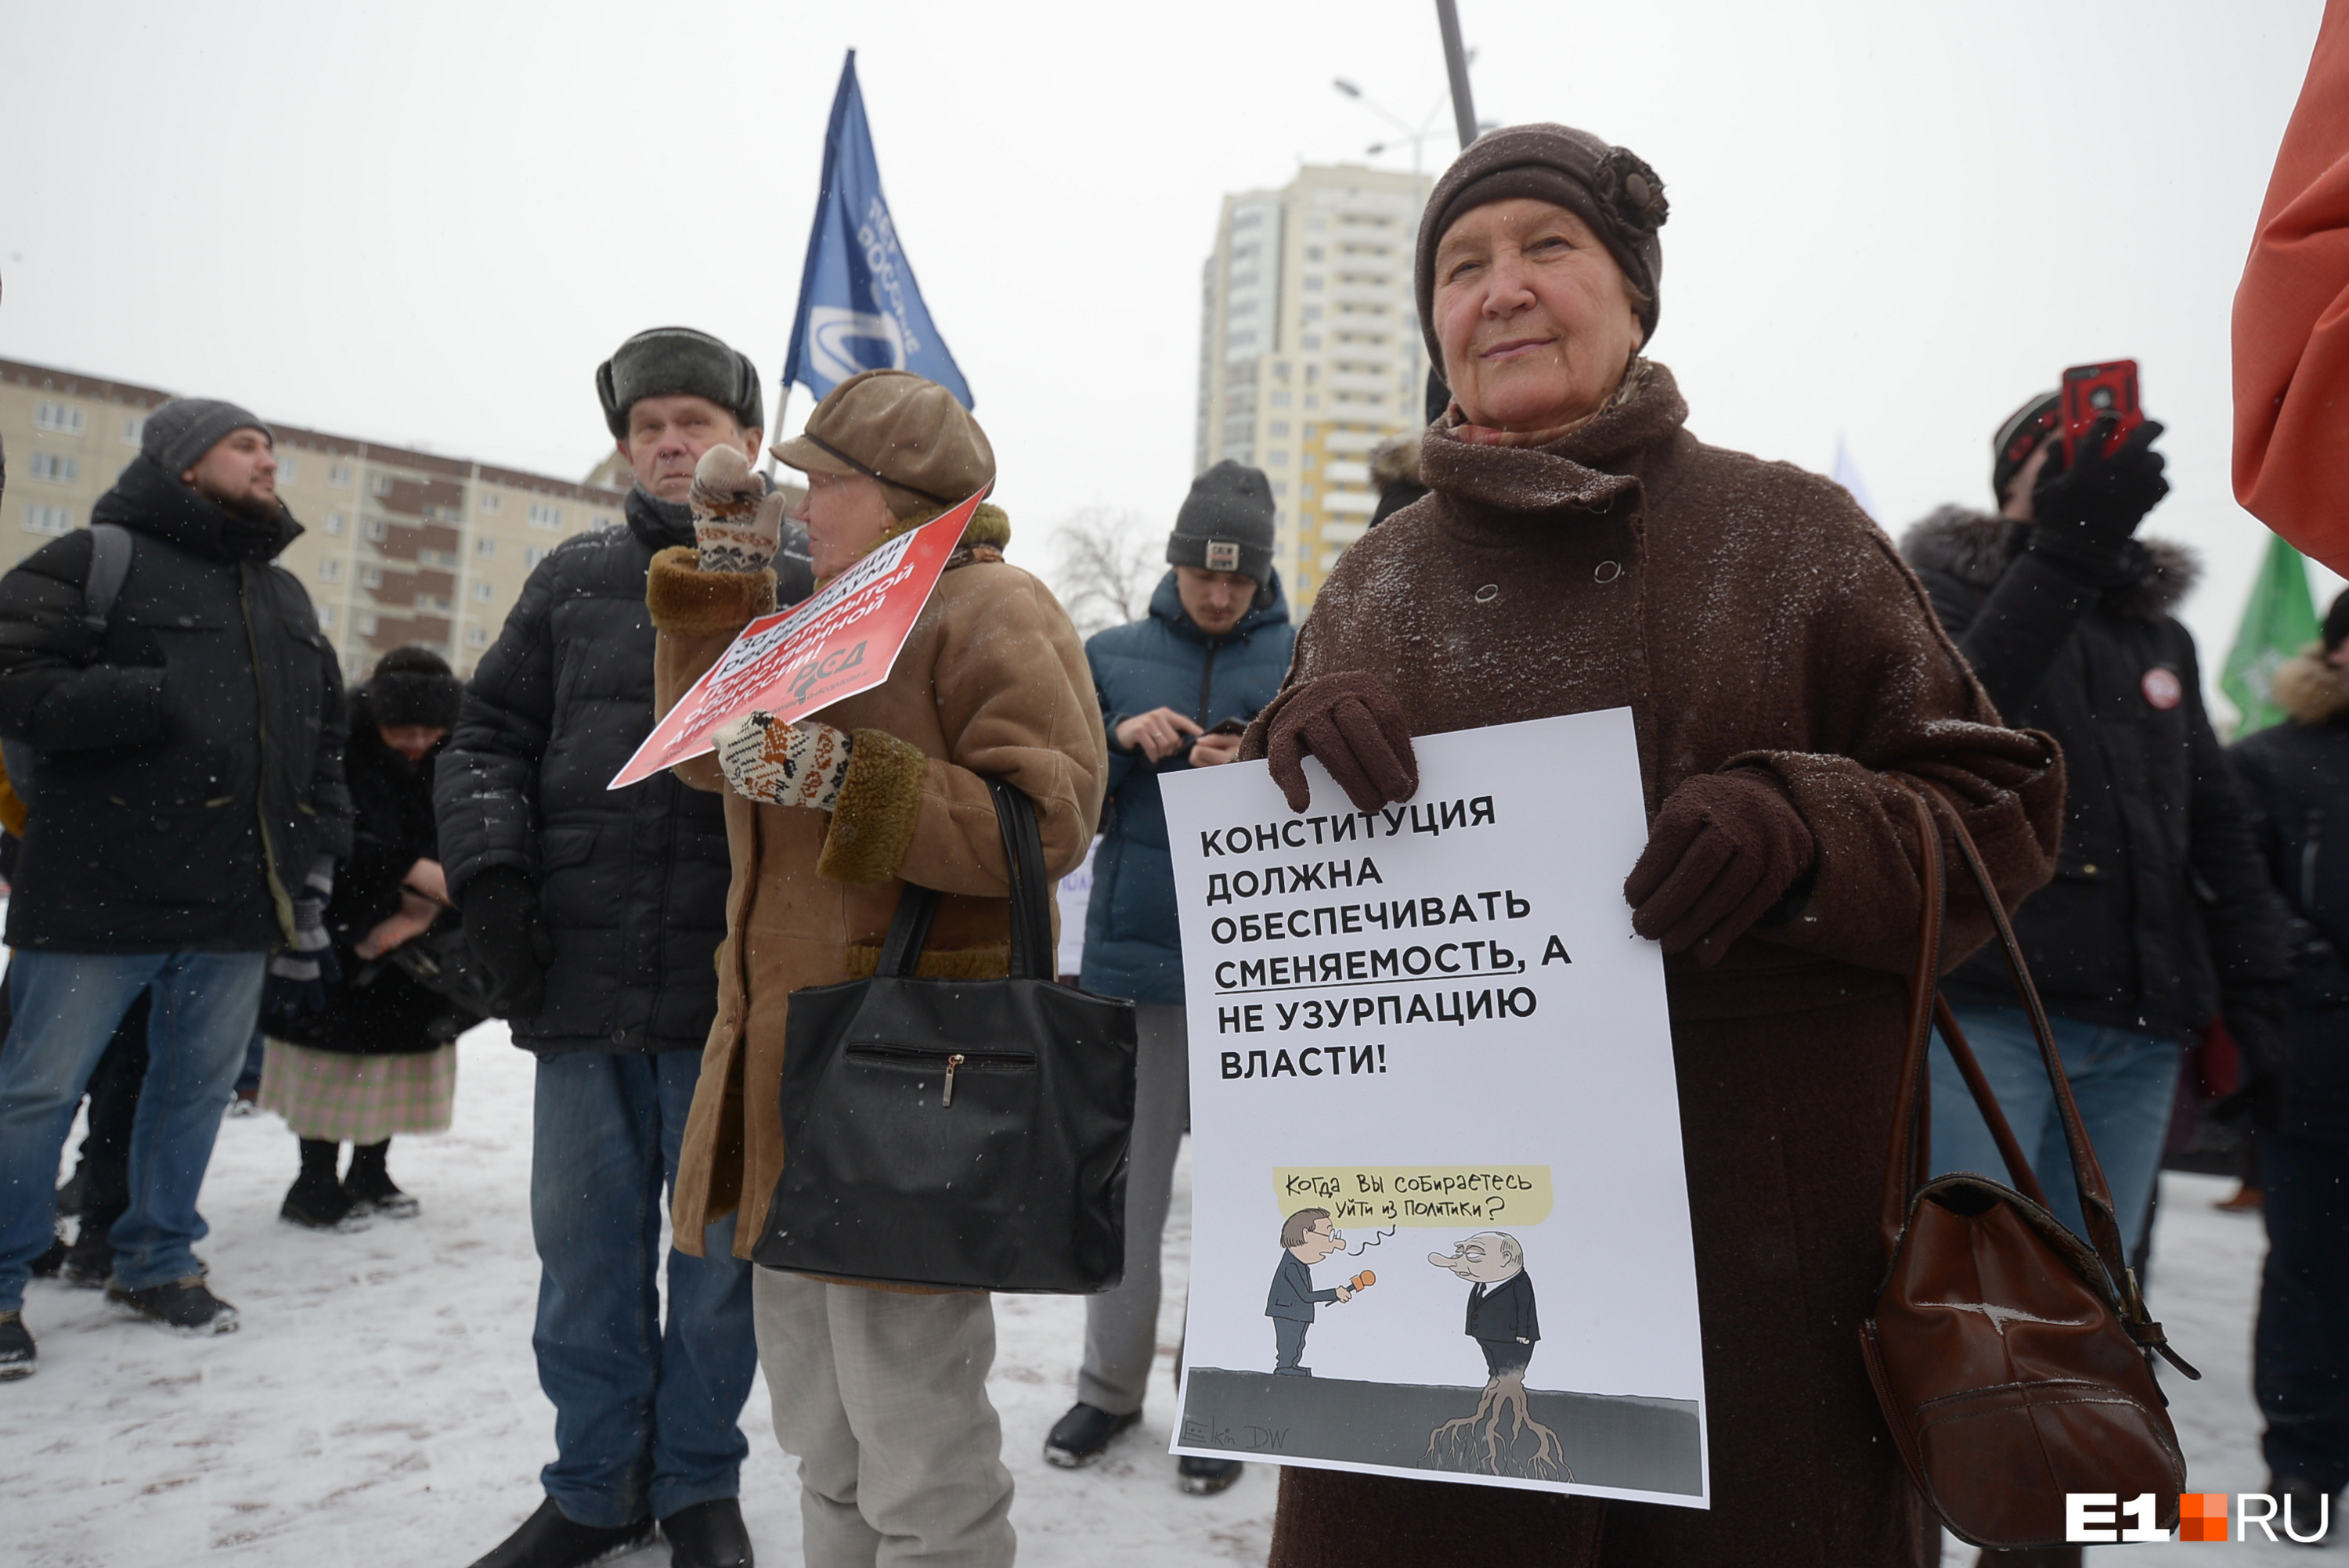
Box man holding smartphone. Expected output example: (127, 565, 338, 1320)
(1899, 385, 2289, 1274)
(1043, 461, 1294, 1491)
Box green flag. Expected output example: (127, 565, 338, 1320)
(2221, 533, 2321, 737)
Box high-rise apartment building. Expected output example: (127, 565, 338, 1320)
(0, 356, 627, 678)
(1193, 164, 1431, 609)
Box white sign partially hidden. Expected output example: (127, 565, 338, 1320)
(1160, 709, 1709, 1505)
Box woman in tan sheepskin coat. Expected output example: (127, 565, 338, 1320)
(648, 369, 1104, 1566)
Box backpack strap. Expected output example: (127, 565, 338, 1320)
(82, 523, 132, 637)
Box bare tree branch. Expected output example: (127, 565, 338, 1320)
(1045, 507, 1164, 638)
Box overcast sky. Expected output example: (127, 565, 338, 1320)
(0, 1, 2329, 710)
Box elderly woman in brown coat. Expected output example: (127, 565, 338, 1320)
(648, 369, 1106, 1567)
(1245, 125, 2065, 1567)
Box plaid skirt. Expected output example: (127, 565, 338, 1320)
(258, 1039, 457, 1144)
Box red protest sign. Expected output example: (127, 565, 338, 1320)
(608, 492, 980, 790)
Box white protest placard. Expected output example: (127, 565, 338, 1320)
(1159, 709, 1708, 1505)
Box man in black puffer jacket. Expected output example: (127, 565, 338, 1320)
(1901, 393, 2289, 1270)
(2227, 605, 2349, 1526)
(439, 328, 808, 1568)
(0, 400, 351, 1365)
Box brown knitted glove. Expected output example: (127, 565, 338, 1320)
(1623, 769, 1815, 968)
(1266, 671, 1419, 814)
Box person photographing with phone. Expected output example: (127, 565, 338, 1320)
(1901, 369, 2290, 1329)
(1041, 461, 1295, 1494)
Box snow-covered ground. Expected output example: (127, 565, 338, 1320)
(0, 1022, 2321, 1565)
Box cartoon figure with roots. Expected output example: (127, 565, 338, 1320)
(1426, 1231, 1569, 1480)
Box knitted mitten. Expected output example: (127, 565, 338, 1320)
(690, 444, 786, 575)
(716, 712, 854, 809)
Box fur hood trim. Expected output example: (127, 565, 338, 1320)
(1899, 504, 2200, 619)
(2274, 644, 2349, 726)
(878, 500, 1011, 553)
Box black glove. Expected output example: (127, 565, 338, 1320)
(2026, 416, 2168, 582)
(460, 866, 554, 1020)
(2216, 988, 2291, 1130)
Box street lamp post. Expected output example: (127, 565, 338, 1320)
(1330, 77, 1445, 178)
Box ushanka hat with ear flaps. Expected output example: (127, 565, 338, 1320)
(1415, 123, 1669, 362)
(366, 645, 464, 731)
(596, 326, 764, 439)
(1168, 460, 1277, 607)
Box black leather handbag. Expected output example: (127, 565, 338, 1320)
(753, 778, 1137, 1293)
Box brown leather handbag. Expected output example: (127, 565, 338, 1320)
(1860, 787, 2198, 1551)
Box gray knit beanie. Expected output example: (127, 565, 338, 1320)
(596, 326, 763, 439)
(143, 398, 272, 476)
(1169, 460, 1276, 604)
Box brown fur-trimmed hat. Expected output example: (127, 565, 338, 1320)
(1415, 123, 1669, 365)
(770, 369, 994, 521)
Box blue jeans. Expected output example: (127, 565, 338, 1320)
(0, 950, 266, 1310)
(1932, 1003, 2181, 1249)
(531, 1050, 757, 1527)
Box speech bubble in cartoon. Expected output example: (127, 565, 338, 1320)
(1272, 1166, 1553, 1227)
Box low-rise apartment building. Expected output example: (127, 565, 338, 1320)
(0, 355, 626, 679)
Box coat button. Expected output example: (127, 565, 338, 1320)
(612, 1029, 628, 1044)
(1593, 561, 1623, 584)
(2081, 863, 2098, 875)
(1474, 584, 1499, 604)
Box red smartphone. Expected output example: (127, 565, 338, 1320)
(2059, 360, 2143, 462)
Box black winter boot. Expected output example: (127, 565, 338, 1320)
(343, 1139, 419, 1218)
(281, 1140, 369, 1231)
(0, 1310, 34, 1379)
(107, 1275, 239, 1335)
(60, 1204, 121, 1289)
(465, 1498, 652, 1568)
(660, 1498, 752, 1567)
(1045, 1401, 1141, 1467)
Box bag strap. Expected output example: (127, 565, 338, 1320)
(876, 884, 942, 977)
(1889, 783, 2195, 1373)
(1932, 993, 2054, 1212)
(986, 777, 1055, 981)
(870, 780, 1051, 980)
(1881, 787, 1949, 1254)
(83, 522, 132, 637)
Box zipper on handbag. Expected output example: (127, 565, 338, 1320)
(844, 1044, 1036, 1106)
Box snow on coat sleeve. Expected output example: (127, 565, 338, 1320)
(2234, 0, 2349, 572)
(434, 550, 561, 898)
(305, 635, 355, 863)
(867, 568, 1109, 895)
(0, 531, 169, 752)
(1729, 527, 2065, 979)
(2180, 640, 2293, 995)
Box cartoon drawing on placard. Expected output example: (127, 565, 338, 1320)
(1265, 1209, 1375, 1375)
(1426, 1232, 1568, 1480)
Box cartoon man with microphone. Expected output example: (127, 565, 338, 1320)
(1265, 1208, 1373, 1376)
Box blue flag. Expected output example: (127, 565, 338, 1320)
(781, 52, 972, 409)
